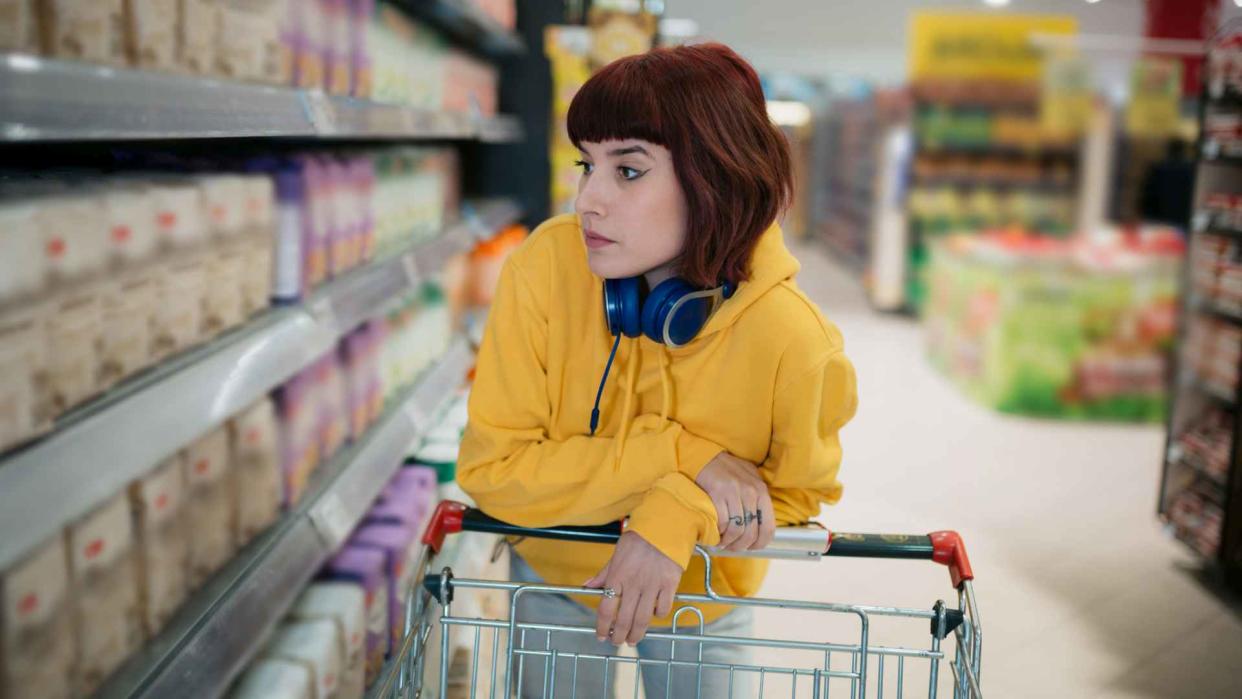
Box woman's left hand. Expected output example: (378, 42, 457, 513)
(584, 531, 681, 645)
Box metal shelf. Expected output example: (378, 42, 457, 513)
(0, 198, 521, 572)
(0, 53, 523, 142)
(96, 338, 475, 699)
(397, 0, 526, 58)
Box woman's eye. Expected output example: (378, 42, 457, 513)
(618, 166, 645, 181)
(574, 160, 594, 174)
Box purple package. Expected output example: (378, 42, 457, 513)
(275, 371, 317, 506)
(347, 0, 375, 98)
(353, 158, 376, 261)
(296, 157, 329, 290)
(340, 327, 372, 440)
(349, 523, 415, 652)
(383, 466, 437, 505)
(322, 0, 350, 94)
(324, 546, 389, 684)
(323, 158, 351, 276)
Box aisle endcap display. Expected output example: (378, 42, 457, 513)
(0, 53, 522, 142)
(0, 198, 520, 574)
(96, 338, 473, 699)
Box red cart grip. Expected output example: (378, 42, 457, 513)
(929, 530, 974, 588)
(422, 500, 468, 554)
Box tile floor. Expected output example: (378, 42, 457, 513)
(746, 239, 1242, 698)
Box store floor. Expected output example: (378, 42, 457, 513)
(728, 238, 1242, 698)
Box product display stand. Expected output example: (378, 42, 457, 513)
(1159, 22, 1242, 586)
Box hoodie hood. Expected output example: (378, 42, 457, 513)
(695, 220, 800, 342)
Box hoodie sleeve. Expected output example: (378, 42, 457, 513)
(457, 259, 726, 540)
(761, 349, 857, 524)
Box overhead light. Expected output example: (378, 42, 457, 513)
(766, 101, 812, 128)
(1086, 0, 1102, 4)
(983, 0, 1010, 6)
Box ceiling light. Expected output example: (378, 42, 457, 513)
(983, 0, 1011, 6)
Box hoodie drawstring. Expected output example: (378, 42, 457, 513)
(611, 339, 642, 468)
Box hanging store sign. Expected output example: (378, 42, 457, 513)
(908, 12, 1078, 81)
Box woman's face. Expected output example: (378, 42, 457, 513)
(574, 139, 688, 282)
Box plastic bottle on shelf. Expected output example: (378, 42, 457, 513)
(183, 427, 237, 589)
(0, 534, 74, 699)
(67, 493, 143, 696)
(262, 619, 343, 699)
(228, 658, 314, 699)
(128, 455, 190, 640)
(323, 546, 389, 685)
(271, 166, 306, 303)
(288, 582, 367, 699)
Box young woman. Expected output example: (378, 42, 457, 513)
(457, 42, 858, 697)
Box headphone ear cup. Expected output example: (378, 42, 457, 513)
(604, 277, 644, 338)
(642, 278, 699, 344)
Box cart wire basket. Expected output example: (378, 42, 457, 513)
(370, 501, 981, 699)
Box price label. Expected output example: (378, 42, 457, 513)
(302, 92, 337, 135)
(309, 493, 354, 550)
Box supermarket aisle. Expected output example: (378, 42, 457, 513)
(753, 239, 1242, 698)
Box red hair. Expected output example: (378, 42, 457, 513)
(567, 43, 793, 288)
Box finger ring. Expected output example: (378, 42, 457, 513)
(756, 509, 763, 524)
(744, 511, 758, 524)
(730, 515, 745, 527)
(602, 587, 618, 599)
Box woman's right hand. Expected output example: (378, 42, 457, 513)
(694, 452, 775, 551)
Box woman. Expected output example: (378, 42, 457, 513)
(457, 42, 857, 697)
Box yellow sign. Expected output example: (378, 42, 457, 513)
(1041, 50, 1092, 137)
(1125, 58, 1182, 139)
(909, 12, 1078, 81)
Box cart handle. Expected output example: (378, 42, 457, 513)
(421, 501, 974, 588)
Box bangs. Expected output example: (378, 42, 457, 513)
(567, 57, 669, 149)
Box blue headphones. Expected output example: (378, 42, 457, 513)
(590, 276, 735, 434)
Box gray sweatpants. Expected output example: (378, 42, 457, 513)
(509, 554, 755, 699)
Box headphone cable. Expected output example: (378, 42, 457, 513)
(589, 333, 623, 435)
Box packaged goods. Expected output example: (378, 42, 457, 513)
(150, 252, 208, 359)
(102, 185, 159, 267)
(0, 536, 74, 699)
(129, 455, 190, 638)
(0, 0, 41, 53)
(229, 658, 314, 699)
(45, 289, 103, 415)
(124, 0, 178, 71)
(324, 546, 388, 684)
(288, 582, 367, 699)
(67, 494, 142, 695)
(263, 619, 343, 699)
(0, 307, 49, 452)
(277, 372, 319, 506)
(38, 193, 108, 285)
(0, 200, 47, 304)
(177, 0, 217, 74)
(42, 0, 126, 65)
(348, 523, 414, 652)
(99, 270, 157, 388)
(183, 426, 236, 588)
(230, 398, 282, 545)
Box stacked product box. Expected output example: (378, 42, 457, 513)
(0, 171, 275, 454)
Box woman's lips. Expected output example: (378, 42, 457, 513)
(584, 230, 615, 249)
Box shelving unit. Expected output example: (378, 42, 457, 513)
(398, 0, 525, 57)
(1159, 22, 1242, 585)
(0, 53, 523, 142)
(0, 198, 520, 573)
(95, 338, 474, 699)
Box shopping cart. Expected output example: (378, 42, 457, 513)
(372, 500, 981, 699)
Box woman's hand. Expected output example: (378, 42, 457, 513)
(584, 531, 681, 645)
(695, 451, 776, 551)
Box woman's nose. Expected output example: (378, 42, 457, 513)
(575, 173, 606, 218)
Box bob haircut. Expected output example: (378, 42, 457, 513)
(567, 42, 793, 288)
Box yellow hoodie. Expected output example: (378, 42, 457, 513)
(458, 213, 857, 622)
